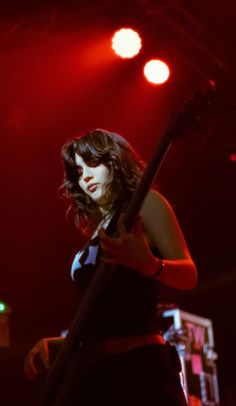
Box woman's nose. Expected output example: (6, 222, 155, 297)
(83, 174, 93, 182)
(83, 168, 93, 182)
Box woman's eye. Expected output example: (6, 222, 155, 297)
(87, 160, 99, 167)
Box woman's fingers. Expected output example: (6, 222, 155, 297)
(24, 351, 39, 379)
(24, 339, 51, 380)
(99, 215, 144, 254)
(99, 229, 121, 250)
(41, 339, 51, 370)
(98, 215, 148, 270)
(100, 241, 119, 260)
(98, 215, 156, 273)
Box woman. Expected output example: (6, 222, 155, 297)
(25, 129, 197, 405)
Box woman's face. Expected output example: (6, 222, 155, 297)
(75, 153, 112, 206)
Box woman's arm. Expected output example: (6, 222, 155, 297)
(99, 189, 197, 290)
(141, 190, 198, 289)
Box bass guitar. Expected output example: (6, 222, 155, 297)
(43, 81, 215, 406)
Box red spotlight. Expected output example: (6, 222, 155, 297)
(143, 59, 170, 85)
(230, 153, 236, 162)
(111, 28, 142, 59)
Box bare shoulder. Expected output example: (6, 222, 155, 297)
(145, 189, 170, 206)
(141, 189, 174, 219)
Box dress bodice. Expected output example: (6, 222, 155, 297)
(71, 234, 161, 338)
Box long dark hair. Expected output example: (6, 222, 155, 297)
(61, 129, 145, 232)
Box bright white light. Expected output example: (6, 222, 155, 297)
(144, 59, 170, 84)
(111, 28, 142, 59)
(0, 302, 5, 312)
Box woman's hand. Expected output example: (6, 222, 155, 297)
(98, 214, 158, 276)
(24, 337, 64, 380)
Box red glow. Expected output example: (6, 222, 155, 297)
(230, 153, 236, 162)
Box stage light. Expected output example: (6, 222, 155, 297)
(0, 302, 6, 312)
(0, 301, 11, 314)
(144, 59, 170, 85)
(111, 28, 142, 59)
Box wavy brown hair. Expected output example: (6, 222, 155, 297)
(61, 129, 145, 232)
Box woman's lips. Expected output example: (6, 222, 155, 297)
(87, 183, 98, 192)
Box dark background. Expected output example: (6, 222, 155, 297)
(0, 1, 236, 405)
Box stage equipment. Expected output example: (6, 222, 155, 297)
(161, 307, 220, 406)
